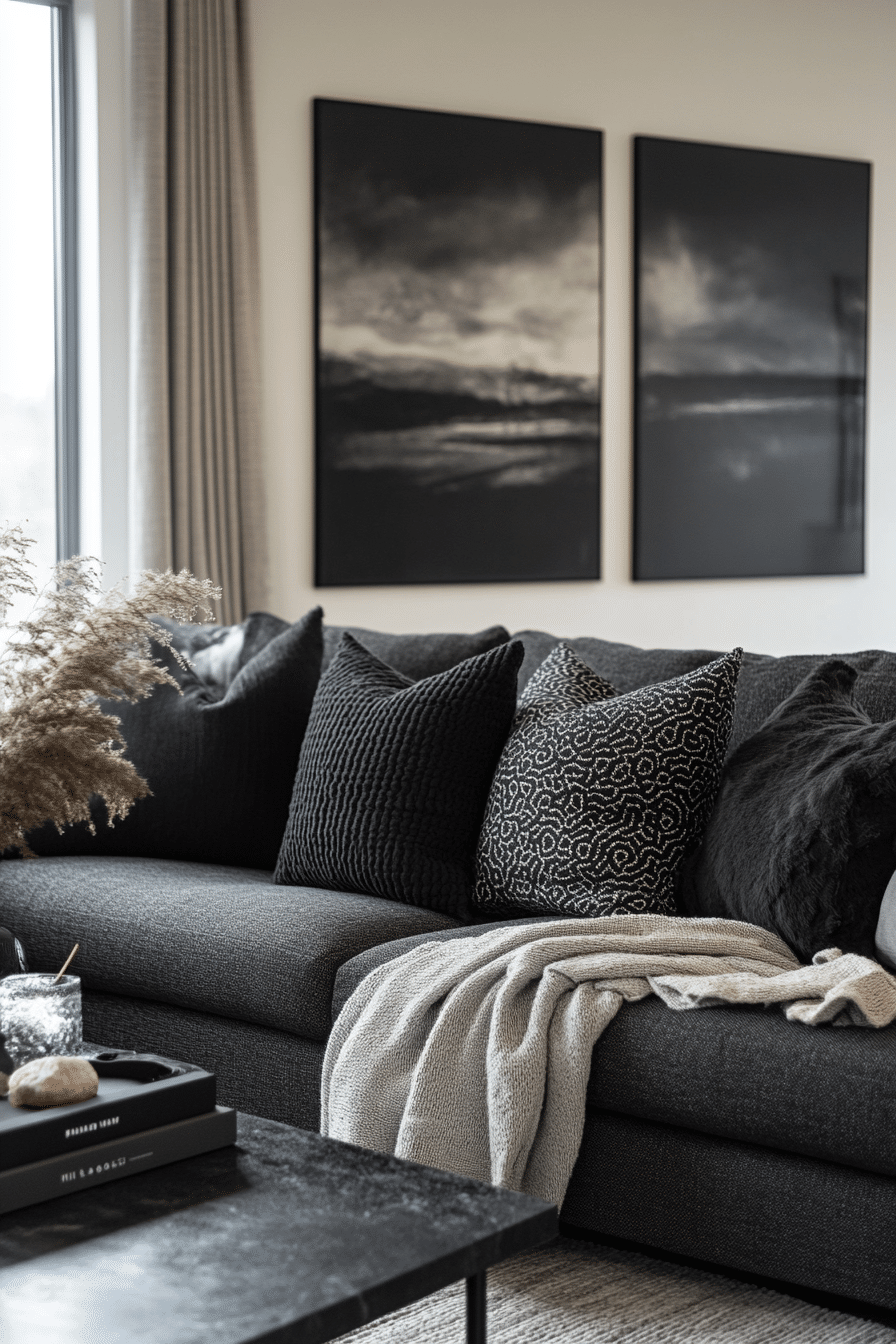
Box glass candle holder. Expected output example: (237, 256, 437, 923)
(0, 973, 82, 1071)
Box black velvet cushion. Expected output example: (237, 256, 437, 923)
(474, 646, 742, 919)
(322, 623, 509, 680)
(678, 659, 896, 962)
(275, 633, 523, 918)
(26, 608, 324, 870)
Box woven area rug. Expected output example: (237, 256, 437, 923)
(341, 1236, 896, 1342)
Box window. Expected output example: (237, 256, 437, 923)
(0, 0, 77, 595)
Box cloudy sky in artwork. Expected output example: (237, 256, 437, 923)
(317, 102, 601, 383)
(636, 139, 869, 378)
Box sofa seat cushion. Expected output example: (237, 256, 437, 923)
(587, 994, 896, 1179)
(0, 856, 458, 1042)
(335, 924, 896, 1179)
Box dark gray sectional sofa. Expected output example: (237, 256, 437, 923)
(4, 627, 896, 1314)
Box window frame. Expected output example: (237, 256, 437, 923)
(12, 0, 79, 560)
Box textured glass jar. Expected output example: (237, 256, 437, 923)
(0, 973, 82, 1071)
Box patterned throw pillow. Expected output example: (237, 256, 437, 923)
(474, 644, 742, 918)
(275, 633, 523, 918)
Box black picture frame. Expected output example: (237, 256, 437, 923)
(314, 99, 602, 587)
(633, 135, 870, 581)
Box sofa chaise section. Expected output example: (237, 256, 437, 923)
(334, 923, 896, 1312)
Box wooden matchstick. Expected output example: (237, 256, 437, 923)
(53, 943, 79, 984)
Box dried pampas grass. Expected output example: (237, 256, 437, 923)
(0, 523, 220, 856)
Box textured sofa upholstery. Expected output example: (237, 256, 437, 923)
(4, 627, 896, 1313)
(336, 925, 896, 1179)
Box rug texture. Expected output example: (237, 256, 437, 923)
(340, 1235, 895, 1343)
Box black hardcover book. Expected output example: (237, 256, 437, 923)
(0, 1106, 237, 1215)
(0, 1049, 216, 1172)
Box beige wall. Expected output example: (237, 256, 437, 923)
(248, 0, 896, 654)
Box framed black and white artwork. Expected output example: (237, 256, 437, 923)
(314, 99, 602, 586)
(633, 136, 870, 581)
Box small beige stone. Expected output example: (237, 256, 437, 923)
(8, 1056, 99, 1109)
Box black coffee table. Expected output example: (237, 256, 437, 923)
(0, 1112, 556, 1343)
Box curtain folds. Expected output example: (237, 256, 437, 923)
(128, 0, 266, 623)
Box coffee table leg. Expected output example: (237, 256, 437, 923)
(466, 1271, 487, 1343)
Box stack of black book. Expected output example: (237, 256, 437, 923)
(0, 1048, 236, 1214)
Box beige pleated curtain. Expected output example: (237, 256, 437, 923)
(128, 0, 266, 624)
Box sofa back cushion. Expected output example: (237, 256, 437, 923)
(26, 607, 323, 870)
(515, 631, 896, 754)
(155, 615, 509, 693)
(322, 623, 509, 680)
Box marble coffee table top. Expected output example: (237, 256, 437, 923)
(0, 1112, 557, 1344)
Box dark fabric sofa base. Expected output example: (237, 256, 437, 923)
(563, 1110, 896, 1312)
(83, 991, 325, 1133)
(337, 923, 896, 1180)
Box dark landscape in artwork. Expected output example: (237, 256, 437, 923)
(634, 137, 869, 581)
(315, 100, 602, 586)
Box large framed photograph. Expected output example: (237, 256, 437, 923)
(633, 136, 870, 581)
(314, 99, 602, 586)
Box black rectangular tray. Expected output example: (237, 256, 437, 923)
(0, 1048, 216, 1171)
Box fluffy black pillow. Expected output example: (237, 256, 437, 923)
(27, 607, 324, 870)
(474, 645, 742, 919)
(678, 659, 896, 962)
(274, 633, 523, 918)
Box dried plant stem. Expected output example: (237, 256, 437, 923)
(0, 522, 221, 855)
(53, 943, 80, 983)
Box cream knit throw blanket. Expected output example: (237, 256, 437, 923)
(321, 915, 896, 1207)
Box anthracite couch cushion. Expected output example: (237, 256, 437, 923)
(0, 855, 458, 1043)
(334, 922, 896, 1181)
(276, 634, 523, 919)
(476, 647, 742, 918)
(322, 623, 509, 679)
(514, 631, 896, 754)
(678, 658, 896, 961)
(26, 608, 323, 871)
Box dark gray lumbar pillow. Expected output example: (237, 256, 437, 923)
(26, 608, 324, 870)
(474, 645, 742, 919)
(678, 658, 896, 962)
(275, 633, 523, 919)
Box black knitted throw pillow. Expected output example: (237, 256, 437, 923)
(275, 634, 523, 918)
(678, 658, 896, 962)
(26, 608, 324, 870)
(474, 645, 742, 918)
